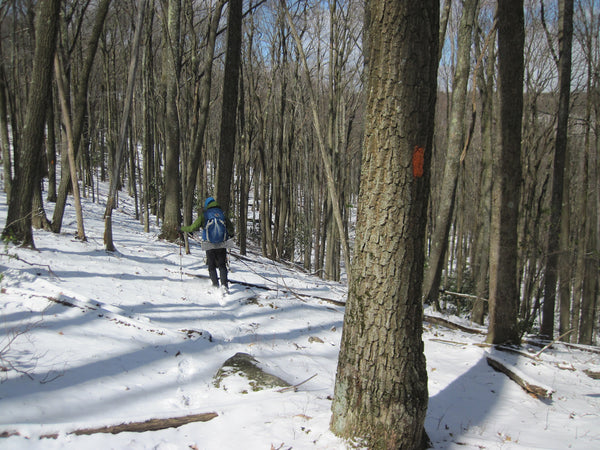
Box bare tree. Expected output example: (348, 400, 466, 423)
(541, 0, 574, 339)
(330, 0, 438, 447)
(104, 0, 147, 251)
(2, 0, 61, 247)
(423, 0, 479, 309)
(54, 52, 86, 241)
(50, 0, 112, 233)
(216, 0, 242, 215)
(160, 0, 183, 241)
(486, 0, 524, 345)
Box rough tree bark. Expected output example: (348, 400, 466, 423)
(2, 0, 61, 247)
(160, 0, 182, 241)
(216, 0, 242, 215)
(330, 1, 438, 447)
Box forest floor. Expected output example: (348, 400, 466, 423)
(0, 188, 599, 449)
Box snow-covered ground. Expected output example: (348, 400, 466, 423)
(0, 189, 598, 449)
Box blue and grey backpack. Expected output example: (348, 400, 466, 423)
(203, 207, 228, 243)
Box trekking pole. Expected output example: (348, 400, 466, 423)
(179, 233, 183, 281)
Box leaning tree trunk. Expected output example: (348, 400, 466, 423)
(330, 1, 438, 447)
(285, 5, 351, 277)
(486, 0, 524, 346)
(50, 0, 112, 233)
(2, 0, 61, 247)
(54, 53, 86, 241)
(104, 0, 146, 251)
(423, 0, 479, 308)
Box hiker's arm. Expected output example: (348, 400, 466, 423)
(181, 213, 204, 233)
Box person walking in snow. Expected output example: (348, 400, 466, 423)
(180, 197, 234, 291)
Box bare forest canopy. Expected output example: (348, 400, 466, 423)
(0, 0, 598, 345)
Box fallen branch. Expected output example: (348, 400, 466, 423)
(439, 289, 488, 303)
(486, 356, 553, 400)
(67, 412, 218, 436)
(533, 329, 575, 359)
(523, 337, 600, 355)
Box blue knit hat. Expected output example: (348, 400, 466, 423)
(204, 197, 215, 209)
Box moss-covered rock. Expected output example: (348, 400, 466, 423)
(213, 352, 291, 393)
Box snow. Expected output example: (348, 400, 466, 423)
(0, 189, 598, 450)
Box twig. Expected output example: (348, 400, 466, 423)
(533, 329, 575, 359)
(277, 373, 318, 393)
(3, 252, 60, 279)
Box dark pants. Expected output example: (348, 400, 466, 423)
(207, 248, 228, 288)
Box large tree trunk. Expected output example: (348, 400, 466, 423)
(160, 0, 182, 241)
(183, 0, 225, 229)
(486, 0, 524, 345)
(423, 0, 479, 308)
(216, 0, 242, 215)
(541, 0, 574, 339)
(2, 0, 61, 247)
(330, 1, 438, 447)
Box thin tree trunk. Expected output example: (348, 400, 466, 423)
(284, 4, 351, 278)
(104, 0, 147, 251)
(541, 0, 574, 339)
(423, 0, 479, 308)
(50, 0, 112, 233)
(46, 90, 57, 202)
(0, 41, 12, 199)
(54, 54, 86, 241)
(472, 27, 496, 325)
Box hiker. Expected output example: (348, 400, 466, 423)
(180, 197, 234, 291)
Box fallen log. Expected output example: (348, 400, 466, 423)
(68, 412, 218, 436)
(424, 315, 486, 335)
(486, 356, 553, 400)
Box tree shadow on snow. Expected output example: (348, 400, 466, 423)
(426, 355, 507, 447)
